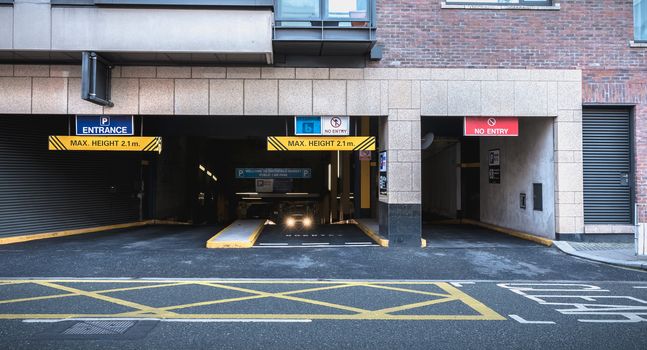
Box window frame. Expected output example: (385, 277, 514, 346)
(635, 0, 647, 43)
(275, 0, 374, 27)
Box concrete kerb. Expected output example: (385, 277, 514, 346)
(553, 241, 647, 271)
(206, 220, 265, 249)
(352, 219, 427, 248)
(352, 219, 389, 247)
(0, 220, 190, 245)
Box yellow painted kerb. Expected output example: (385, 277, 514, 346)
(352, 220, 388, 247)
(353, 220, 427, 248)
(461, 219, 553, 246)
(206, 221, 265, 249)
(0, 220, 191, 245)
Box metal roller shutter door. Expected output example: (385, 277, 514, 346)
(582, 108, 632, 224)
(0, 116, 142, 237)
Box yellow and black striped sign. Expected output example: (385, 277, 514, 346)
(48, 136, 162, 153)
(268, 136, 375, 151)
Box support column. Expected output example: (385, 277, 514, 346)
(378, 109, 422, 247)
(554, 78, 585, 236)
(330, 151, 339, 223)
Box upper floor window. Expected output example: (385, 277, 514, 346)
(276, 0, 371, 26)
(445, 0, 552, 5)
(277, 0, 368, 19)
(636, 0, 647, 42)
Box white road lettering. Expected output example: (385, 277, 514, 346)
(499, 283, 647, 323)
(509, 314, 555, 324)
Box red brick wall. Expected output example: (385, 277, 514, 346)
(371, 0, 644, 70)
(370, 1, 647, 222)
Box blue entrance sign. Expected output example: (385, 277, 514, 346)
(236, 168, 312, 179)
(76, 115, 134, 135)
(295, 116, 322, 135)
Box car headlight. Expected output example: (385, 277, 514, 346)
(303, 217, 312, 227)
(286, 217, 295, 227)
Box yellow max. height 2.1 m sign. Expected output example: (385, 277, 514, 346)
(48, 136, 162, 153)
(267, 136, 375, 151)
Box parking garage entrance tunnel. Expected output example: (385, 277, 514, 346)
(421, 116, 556, 244)
(0, 115, 381, 248)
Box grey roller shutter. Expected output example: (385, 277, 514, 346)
(0, 116, 142, 237)
(582, 108, 632, 224)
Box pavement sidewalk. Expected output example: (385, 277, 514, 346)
(554, 241, 647, 270)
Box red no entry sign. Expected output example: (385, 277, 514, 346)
(464, 117, 518, 136)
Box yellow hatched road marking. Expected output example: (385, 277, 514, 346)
(199, 282, 369, 314)
(0, 279, 505, 321)
(367, 297, 458, 316)
(34, 282, 180, 318)
(0, 283, 186, 305)
(361, 283, 453, 298)
(433, 282, 506, 320)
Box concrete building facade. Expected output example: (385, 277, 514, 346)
(0, 0, 643, 247)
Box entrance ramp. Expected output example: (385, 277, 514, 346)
(206, 220, 265, 248)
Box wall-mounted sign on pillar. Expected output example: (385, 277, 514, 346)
(488, 149, 500, 184)
(379, 151, 388, 195)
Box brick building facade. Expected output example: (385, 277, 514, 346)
(372, 0, 647, 223)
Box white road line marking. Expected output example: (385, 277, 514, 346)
(450, 282, 475, 287)
(509, 315, 555, 324)
(303, 242, 329, 245)
(345, 242, 373, 245)
(634, 286, 647, 289)
(259, 243, 289, 246)
(23, 318, 312, 323)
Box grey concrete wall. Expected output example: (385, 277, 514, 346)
(1, 1, 272, 57)
(422, 144, 459, 219)
(479, 118, 556, 238)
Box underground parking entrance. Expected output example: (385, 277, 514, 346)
(0, 115, 387, 248)
(420, 116, 556, 246)
(142, 115, 382, 248)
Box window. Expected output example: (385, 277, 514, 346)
(327, 0, 368, 19)
(445, 0, 552, 5)
(277, 0, 320, 19)
(636, 0, 647, 42)
(276, 0, 372, 27)
(277, 0, 369, 19)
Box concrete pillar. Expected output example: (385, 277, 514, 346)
(340, 152, 351, 220)
(330, 151, 339, 223)
(378, 109, 422, 247)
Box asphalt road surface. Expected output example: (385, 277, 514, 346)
(0, 224, 645, 349)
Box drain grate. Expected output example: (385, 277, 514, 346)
(568, 242, 633, 251)
(36, 320, 158, 340)
(62, 321, 135, 335)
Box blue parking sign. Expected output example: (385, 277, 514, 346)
(295, 116, 322, 135)
(76, 115, 134, 135)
